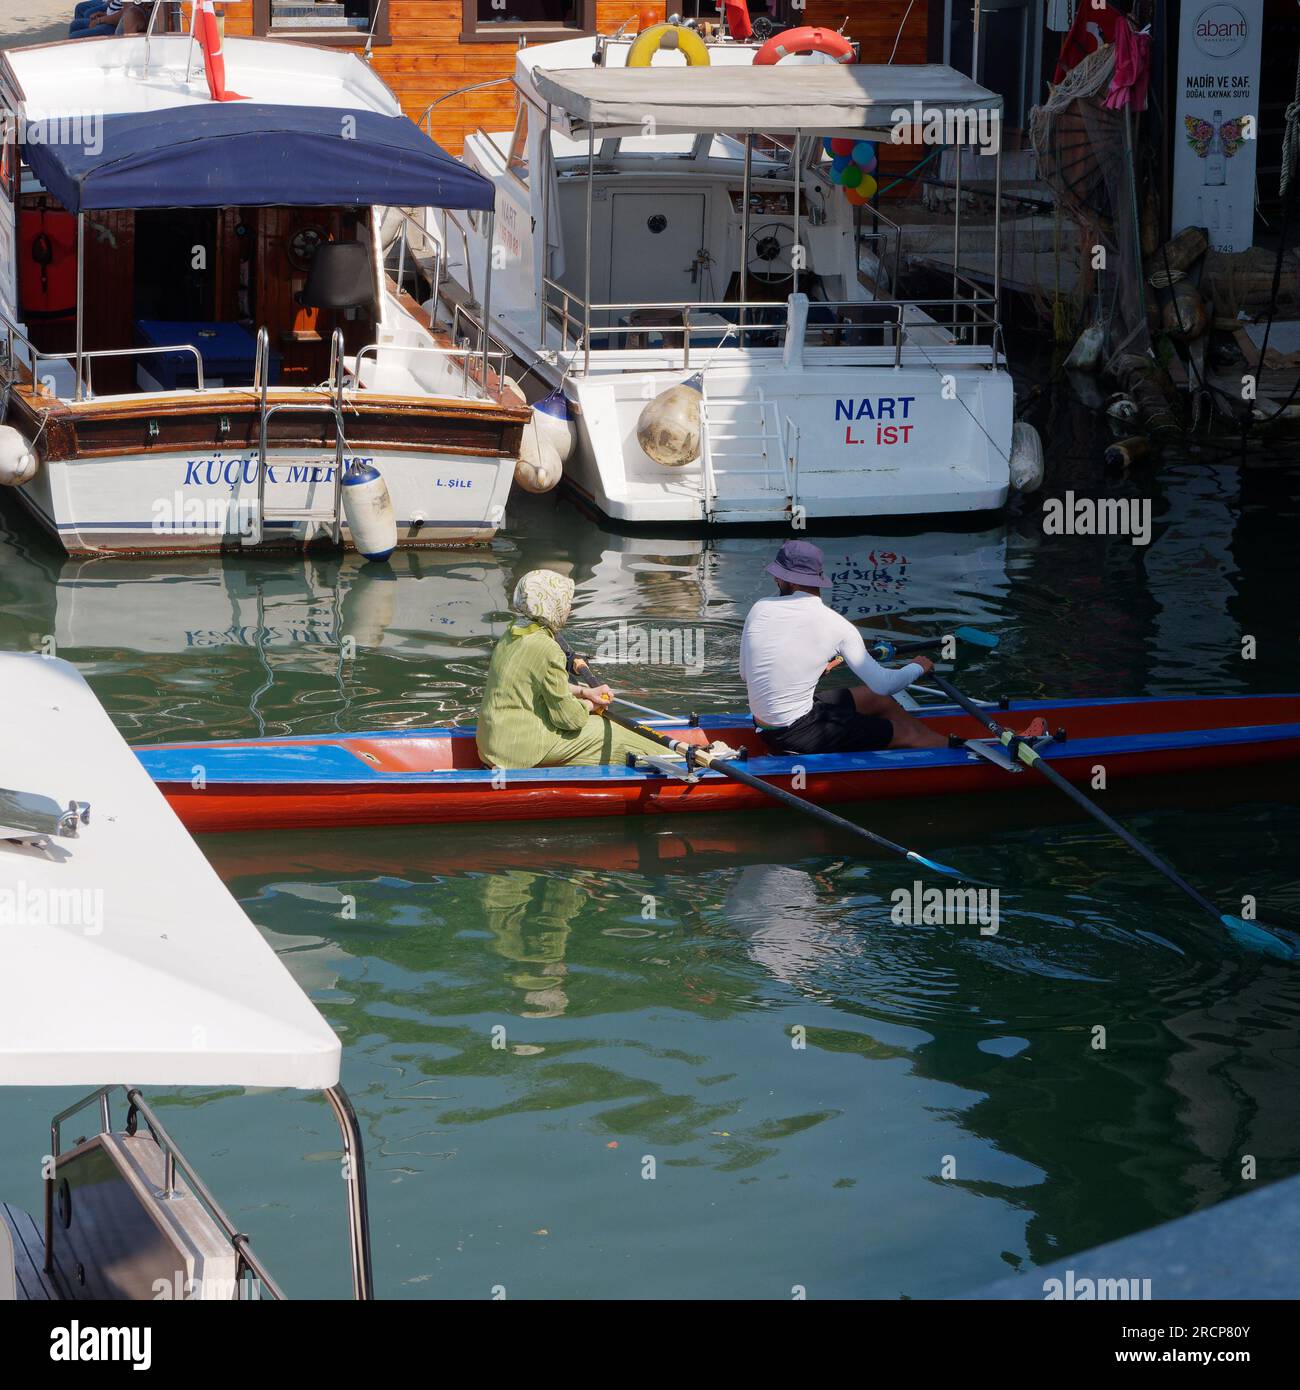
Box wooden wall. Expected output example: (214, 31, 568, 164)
(223, 3, 929, 154)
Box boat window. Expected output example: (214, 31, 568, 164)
(611, 135, 702, 158)
(254, 0, 390, 47)
(460, 0, 597, 44)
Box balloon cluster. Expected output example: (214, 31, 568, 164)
(823, 137, 878, 205)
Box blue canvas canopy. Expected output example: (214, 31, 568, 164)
(23, 103, 494, 213)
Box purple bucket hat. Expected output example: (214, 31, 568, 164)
(765, 540, 830, 589)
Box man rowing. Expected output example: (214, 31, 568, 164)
(741, 541, 1044, 755)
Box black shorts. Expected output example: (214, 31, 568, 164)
(758, 688, 894, 756)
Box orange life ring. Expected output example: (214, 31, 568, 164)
(753, 26, 856, 65)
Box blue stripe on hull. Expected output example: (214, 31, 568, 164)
(135, 696, 1300, 788)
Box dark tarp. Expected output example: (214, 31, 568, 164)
(23, 103, 495, 213)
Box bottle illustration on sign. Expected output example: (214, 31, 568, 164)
(1195, 194, 1222, 232)
(1185, 108, 1244, 184)
(1204, 110, 1227, 185)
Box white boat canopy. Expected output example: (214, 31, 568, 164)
(0, 654, 341, 1091)
(531, 63, 1002, 140)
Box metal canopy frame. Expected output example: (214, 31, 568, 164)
(45, 1082, 374, 1300)
(537, 100, 1005, 376)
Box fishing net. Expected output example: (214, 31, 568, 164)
(1030, 44, 1151, 364)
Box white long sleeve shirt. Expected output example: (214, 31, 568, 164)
(739, 592, 924, 727)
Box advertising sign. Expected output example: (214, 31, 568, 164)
(1172, 0, 1264, 253)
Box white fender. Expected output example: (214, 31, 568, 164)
(0, 424, 38, 486)
(532, 388, 577, 464)
(1008, 421, 1045, 494)
(341, 461, 397, 562)
(515, 414, 563, 494)
(782, 294, 809, 371)
(340, 563, 397, 647)
(636, 372, 704, 467)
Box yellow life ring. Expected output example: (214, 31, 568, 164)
(626, 23, 711, 68)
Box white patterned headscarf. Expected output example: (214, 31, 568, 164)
(512, 570, 574, 632)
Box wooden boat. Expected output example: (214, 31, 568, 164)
(138, 693, 1300, 834)
(0, 28, 530, 557)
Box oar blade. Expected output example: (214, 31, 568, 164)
(952, 625, 999, 649)
(904, 850, 993, 887)
(1220, 915, 1297, 961)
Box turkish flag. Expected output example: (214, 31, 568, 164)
(197, 2, 247, 103)
(724, 0, 753, 41)
(1053, 0, 1123, 83)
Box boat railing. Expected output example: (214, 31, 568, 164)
(1, 313, 208, 403)
(415, 77, 514, 140)
(47, 1085, 286, 1301)
(383, 204, 444, 310)
(0, 315, 47, 391)
(540, 280, 1004, 373)
(447, 301, 514, 393)
(253, 324, 270, 399)
(252, 327, 347, 546)
(76, 344, 207, 400)
(856, 203, 904, 297)
(352, 340, 509, 401)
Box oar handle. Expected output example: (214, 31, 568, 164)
(555, 632, 600, 687)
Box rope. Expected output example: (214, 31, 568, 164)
(1250, 50, 1300, 423)
(1281, 53, 1300, 198)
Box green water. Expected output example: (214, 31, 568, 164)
(1, 423, 1298, 1299)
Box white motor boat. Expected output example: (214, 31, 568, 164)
(419, 25, 1042, 528)
(0, 25, 530, 557)
(0, 651, 372, 1300)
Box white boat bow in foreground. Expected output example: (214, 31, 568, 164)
(0, 652, 371, 1300)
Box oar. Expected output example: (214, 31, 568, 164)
(851, 624, 1000, 657)
(614, 695, 682, 723)
(601, 706, 985, 886)
(826, 625, 999, 674)
(557, 627, 987, 883)
(926, 672, 1296, 960)
(555, 631, 602, 688)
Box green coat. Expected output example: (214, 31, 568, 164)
(476, 622, 667, 770)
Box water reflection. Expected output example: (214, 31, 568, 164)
(1, 408, 1298, 1297)
(204, 795, 1300, 1295)
(723, 862, 862, 996)
(480, 872, 578, 1019)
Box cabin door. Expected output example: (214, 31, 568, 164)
(608, 193, 707, 307)
(944, 0, 1045, 131)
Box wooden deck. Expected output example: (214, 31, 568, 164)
(1, 1202, 59, 1302)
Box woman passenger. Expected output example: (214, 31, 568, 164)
(476, 570, 671, 770)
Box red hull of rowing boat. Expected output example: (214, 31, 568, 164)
(144, 695, 1300, 834)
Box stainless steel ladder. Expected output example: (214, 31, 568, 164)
(250, 328, 349, 547)
(699, 385, 794, 509)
